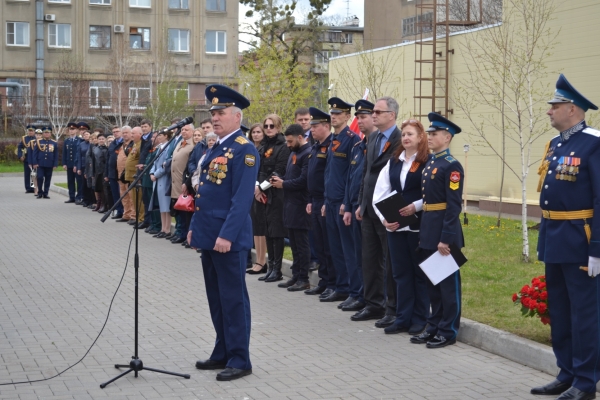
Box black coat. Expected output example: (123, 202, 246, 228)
(257, 133, 290, 238)
(282, 143, 311, 230)
(105, 139, 123, 179)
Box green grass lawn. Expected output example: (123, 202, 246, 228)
(0, 162, 25, 173)
(55, 182, 68, 189)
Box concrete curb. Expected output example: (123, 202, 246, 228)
(0, 171, 67, 178)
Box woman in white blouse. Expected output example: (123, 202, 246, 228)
(372, 119, 431, 335)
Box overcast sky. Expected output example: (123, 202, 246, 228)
(239, 0, 365, 52)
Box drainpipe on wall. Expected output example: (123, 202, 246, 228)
(36, 0, 44, 114)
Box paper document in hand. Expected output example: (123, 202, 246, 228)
(419, 251, 460, 286)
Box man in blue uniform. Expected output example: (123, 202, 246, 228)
(187, 84, 258, 382)
(304, 107, 337, 297)
(105, 125, 124, 218)
(530, 74, 600, 400)
(62, 121, 82, 203)
(17, 125, 36, 194)
(410, 112, 464, 349)
(32, 126, 59, 199)
(322, 97, 361, 304)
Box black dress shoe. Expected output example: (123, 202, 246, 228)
(384, 323, 409, 334)
(408, 324, 426, 335)
(337, 297, 356, 309)
(320, 291, 348, 303)
(351, 308, 385, 321)
(172, 237, 185, 244)
(247, 264, 267, 275)
(26, 190, 35, 194)
(278, 279, 296, 288)
(195, 359, 227, 370)
(144, 226, 152, 233)
(555, 387, 596, 400)
(216, 367, 252, 381)
(111, 214, 123, 219)
(265, 270, 283, 282)
(154, 232, 167, 238)
(308, 261, 319, 272)
(181, 240, 188, 246)
(318, 288, 335, 299)
(75, 200, 83, 205)
(43, 195, 50, 199)
(410, 331, 437, 344)
(116, 218, 129, 222)
(36, 194, 43, 199)
(304, 286, 326, 295)
(127, 220, 137, 225)
(148, 229, 160, 235)
(426, 335, 456, 348)
(288, 281, 310, 291)
(530, 380, 572, 396)
(81, 202, 89, 207)
(374, 315, 396, 328)
(138, 221, 150, 229)
(258, 269, 273, 281)
(164, 233, 175, 239)
(341, 300, 366, 312)
(64, 199, 75, 203)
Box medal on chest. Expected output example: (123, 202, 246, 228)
(207, 155, 229, 185)
(555, 155, 580, 182)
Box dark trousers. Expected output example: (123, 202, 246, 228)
(109, 178, 124, 216)
(308, 229, 319, 263)
(388, 231, 430, 327)
(36, 166, 53, 196)
(142, 186, 152, 224)
(349, 205, 364, 302)
(311, 198, 336, 289)
(361, 209, 396, 315)
(288, 228, 310, 282)
(66, 167, 77, 200)
(546, 262, 600, 393)
(422, 248, 461, 340)
(151, 210, 161, 230)
(23, 161, 33, 192)
(176, 210, 191, 240)
(325, 201, 361, 298)
(75, 171, 83, 200)
(83, 173, 95, 204)
(201, 249, 252, 370)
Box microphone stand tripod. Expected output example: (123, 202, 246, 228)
(99, 128, 190, 388)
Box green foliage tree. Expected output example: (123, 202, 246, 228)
(144, 82, 194, 129)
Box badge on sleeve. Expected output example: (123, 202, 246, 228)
(245, 154, 256, 167)
(449, 171, 460, 190)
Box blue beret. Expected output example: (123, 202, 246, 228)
(354, 99, 374, 115)
(548, 74, 598, 112)
(426, 112, 462, 135)
(309, 107, 331, 125)
(328, 97, 353, 113)
(77, 121, 90, 130)
(205, 84, 250, 111)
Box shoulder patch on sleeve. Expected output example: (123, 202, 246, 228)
(244, 154, 256, 167)
(445, 155, 456, 163)
(583, 127, 600, 137)
(235, 136, 250, 145)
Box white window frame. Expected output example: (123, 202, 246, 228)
(48, 80, 71, 108)
(168, 0, 189, 9)
(48, 23, 71, 48)
(48, 0, 71, 3)
(314, 50, 339, 65)
(206, 0, 226, 12)
(90, 0, 111, 5)
(6, 22, 30, 46)
(89, 25, 111, 49)
(172, 86, 189, 104)
(205, 30, 226, 54)
(89, 81, 112, 109)
(130, 0, 150, 8)
(6, 78, 31, 108)
(129, 84, 150, 109)
(130, 27, 151, 49)
(168, 29, 190, 53)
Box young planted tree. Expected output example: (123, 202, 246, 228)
(452, 0, 559, 261)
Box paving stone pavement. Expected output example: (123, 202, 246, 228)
(0, 176, 552, 399)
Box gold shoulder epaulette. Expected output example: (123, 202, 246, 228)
(21, 135, 27, 146)
(235, 136, 249, 145)
(36, 139, 43, 151)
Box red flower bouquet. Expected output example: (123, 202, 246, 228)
(512, 275, 550, 325)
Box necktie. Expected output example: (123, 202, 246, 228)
(375, 132, 384, 156)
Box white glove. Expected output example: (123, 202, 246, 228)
(588, 256, 600, 278)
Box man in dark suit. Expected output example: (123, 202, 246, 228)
(352, 97, 400, 328)
(62, 122, 82, 203)
(136, 119, 154, 230)
(18, 125, 36, 194)
(105, 125, 124, 218)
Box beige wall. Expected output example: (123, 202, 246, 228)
(331, 0, 600, 204)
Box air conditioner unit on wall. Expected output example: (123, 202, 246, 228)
(44, 14, 56, 22)
(114, 25, 125, 33)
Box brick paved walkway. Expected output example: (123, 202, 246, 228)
(0, 176, 551, 399)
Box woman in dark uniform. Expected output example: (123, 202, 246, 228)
(247, 123, 268, 275)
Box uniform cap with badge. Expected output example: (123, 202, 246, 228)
(308, 107, 331, 125)
(426, 112, 462, 136)
(327, 97, 353, 114)
(205, 84, 251, 111)
(77, 121, 91, 130)
(354, 99, 375, 115)
(547, 73, 598, 112)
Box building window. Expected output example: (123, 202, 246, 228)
(130, 0, 150, 7)
(48, 23, 71, 48)
(403, 12, 432, 37)
(172, 85, 189, 102)
(6, 22, 30, 46)
(129, 83, 150, 109)
(90, 0, 111, 4)
(48, 0, 71, 3)
(130, 27, 150, 49)
(90, 25, 111, 49)
(314, 50, 339, 64)
(48, 80, 71, 108)
(89, 81, 112, 109)
(168, 0, 188, 9)
(6, 78, 31, 108)
(206, 0, 225, 11)
(320, 30, 341, 43)
(341, 33, 353, 44)
(168, 29, 189, 52)
(205, 30, 225, 53)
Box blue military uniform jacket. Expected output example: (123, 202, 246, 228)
(344, 137, 367, 211)
(105, 138, 123, 179)
(307, 134, 332, 203)
(62, 136, 81, 168)
(75, 140, 90, 173)
(537, 122, 600, 264)
(189, 130, 259, 251)
(419, 149, 464, 250)
(32, 139, 59, 168)
(17, 135, 35, 161)
(324, 126, 360, 203)
(282, 143, 311, 230)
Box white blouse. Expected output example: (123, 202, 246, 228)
(372, 150, 424, 232)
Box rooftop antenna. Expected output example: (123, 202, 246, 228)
(345, 0, 350, 17)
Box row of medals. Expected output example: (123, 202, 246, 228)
(555, 163, 578, 182)
(206, 150, 234, 185)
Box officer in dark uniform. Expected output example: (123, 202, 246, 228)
(62, 121, 82, 203)
(17, 125, 36, 194)
(530, 75, 600, 400)
(32, 126, 59, 199)
(340, 100, 372, 312)
(322, 97, 361, 304)
(188, 84, 258, 382)
(410, 112, 464, 349)
(304, 107, 337, 297)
